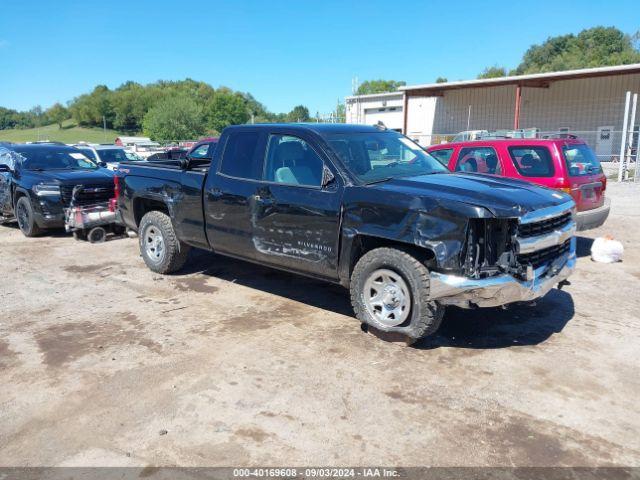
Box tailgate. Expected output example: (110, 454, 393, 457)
(561, 143, 606, 212)
(570, 174, 605, 211)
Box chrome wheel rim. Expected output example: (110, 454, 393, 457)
(363, 269, 411, 327)
(143, 225, 165, 264)
(16, 202, 29, 232)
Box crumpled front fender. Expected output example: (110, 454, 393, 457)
(338, 190, 495, 284)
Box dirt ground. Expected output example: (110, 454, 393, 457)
(1, 183, 639, 468)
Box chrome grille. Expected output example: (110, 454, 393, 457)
(517, 239, 571, 269)
(518, 211, 572, 238)
(514, 201, 576, 275)
(60, 184, 114, 206)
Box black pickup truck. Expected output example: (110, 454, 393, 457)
(116, 124, 576, 340)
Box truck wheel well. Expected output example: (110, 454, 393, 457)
(13, 190, 26, 208)
(133, 198, 169, 226)
(349, 235, 437, 277)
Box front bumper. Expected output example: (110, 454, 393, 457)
(32, 196, 65, 229)
(33, 211, 65, 229)
(576, 198, 610, 231)
(429, 238, 576, 308)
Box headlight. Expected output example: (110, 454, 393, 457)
(33, 183, 61, 197)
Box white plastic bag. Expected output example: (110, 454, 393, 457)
(591, 236, 624, 263)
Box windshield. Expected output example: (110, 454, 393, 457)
(76, 147, 97, 161)
(14, 147, 98, 170)
(562, 144, 602, 176)
(98, 148, 142, 163)
(326, 131, 448, 183)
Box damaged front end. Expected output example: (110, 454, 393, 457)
(429, 202, 576, 308)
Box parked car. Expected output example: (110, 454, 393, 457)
(146, 147, 189, 162)
(129, 142, 163, 159)
(114, 124, 576, 341)
(427, 136, 609, 231)
(73, 144, 144, 170)
(0, 143, 115, 237)
(183, 137, 218, 164)
(142, 138, 219, 166)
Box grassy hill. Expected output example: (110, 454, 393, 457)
(0, 120, 126, 144)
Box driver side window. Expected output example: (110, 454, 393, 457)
(264, 134, 324, 187)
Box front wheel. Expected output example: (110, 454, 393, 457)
(350, 247, 444, 340)
(138, 211, 191, 274)
(15, 196, 42, 237)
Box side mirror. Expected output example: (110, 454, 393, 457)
(179, 158, 189, 170)
(98, 161, 107, 168)
(0, 164, 12, 173)
(322, 165, 335, 188)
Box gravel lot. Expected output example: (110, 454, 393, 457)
(1, 183, 639, 468)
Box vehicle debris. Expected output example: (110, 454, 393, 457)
(591, 235, 624, 263)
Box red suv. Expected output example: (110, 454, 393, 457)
(427, 137, 609, 231)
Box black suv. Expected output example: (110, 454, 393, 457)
(0, 143, 115, 236)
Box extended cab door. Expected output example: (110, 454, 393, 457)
(204, 130, 268, 258)
(173, 144, 216, 249)
(251, 132, 343, 279)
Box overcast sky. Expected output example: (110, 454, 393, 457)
(0, 0, 638, 114)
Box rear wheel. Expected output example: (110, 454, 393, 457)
(351, 247, 444, 340)
(15, 196, 42, 237)
(138, 211, 190, 274)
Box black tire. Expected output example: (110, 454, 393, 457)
(138, 211, 191, 274)
(88, 227, 107, 243)
(15, 196, 42, 237)
(351, 247, 444, 340)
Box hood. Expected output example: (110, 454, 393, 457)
(371, 172, 572, 217)
(28, 168, 114, 185)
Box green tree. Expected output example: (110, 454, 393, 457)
(240, 92, 271, 121)
(205, 92, 250, 133)
(142, 95, 205, 142)
(69, 85, 114, 128)
(514, 26, 640, 74)
(112, 82, 150, 133)
(45, 103, 69, 129)
(356, 79, 406, 95)
(287, 105, 310, 122)
(478, 65, 507, 79)
(0, 107, 18, 130)
(435, 77, 448, 83)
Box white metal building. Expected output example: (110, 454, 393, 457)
(346, 64, 640, 159)
(345, 92, 404, 131)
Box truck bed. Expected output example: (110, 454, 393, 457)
(116, 161, 210, 249)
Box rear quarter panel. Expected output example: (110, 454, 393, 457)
(118, 163, 209, 248)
